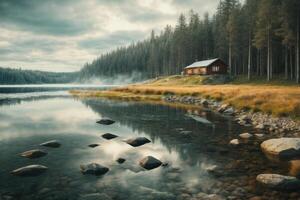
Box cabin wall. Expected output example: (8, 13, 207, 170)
(184, 68, 207, 75)
(206, 60, 227, 75)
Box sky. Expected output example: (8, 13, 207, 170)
(0, 0, 220, 72)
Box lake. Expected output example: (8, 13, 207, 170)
(0, 85, 298, 200)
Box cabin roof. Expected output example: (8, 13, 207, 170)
(185, 58, 219, 69)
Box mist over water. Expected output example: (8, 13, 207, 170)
(79, 71, 146, 85)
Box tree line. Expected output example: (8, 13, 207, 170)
(0, 67, 78, 84)
(80, 0, 300, 83)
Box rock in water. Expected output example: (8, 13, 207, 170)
(186, 114, 213, 125)
(116, 158, 126, 164)
(88, 144, 99, 148)
(256, 174, 300, 191)
(40, 140, 61, 148)
(239, 133, 253, 139)
(11, 165, 48, 176)
(20, 149, 47, 159)
(261, 138, 300, 159)
(139, 156, 162, 170)
(102, 133, 118, 140)
(229, 139, 239, 145)
(125, 137, 151, 147)
(80, 163, 109, 176)
(96, 118, 115, 125)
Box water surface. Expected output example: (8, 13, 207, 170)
(0, 87, 298, 200)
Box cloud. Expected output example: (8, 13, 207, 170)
(0, 0, 220, 72)
(79, 30, 147, 53)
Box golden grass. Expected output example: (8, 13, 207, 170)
(71, 75, 300, 120)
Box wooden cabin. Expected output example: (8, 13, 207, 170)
(183, 58, 228, 75)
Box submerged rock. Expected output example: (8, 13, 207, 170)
(88, 144, 100, 148)
(80, 163, 109, 176)
(261, 138, 300, 159)
(239, 133, 253, 139)
(40, 140, 61, 148)
(102, 133, 118, 140)
(11, 165, 48, 176)
(96, 118, 115, 125)
(256, 174, 300, 191)
(20, 149, 47, 159)
(186, 114, 213, 125)
(116, 158, 126, 164)
(125, 137, 151, 147)
(229, 139, 239, 145)
(139, 156, 162, 170)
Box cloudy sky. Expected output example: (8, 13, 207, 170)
(0, 0, 220, 72)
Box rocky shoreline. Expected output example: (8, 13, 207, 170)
(163, 95, 300, 137)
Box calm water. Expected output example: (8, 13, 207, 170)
(0, 86, 298, 200)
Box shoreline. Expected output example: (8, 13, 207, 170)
(70, 84, 300, 137)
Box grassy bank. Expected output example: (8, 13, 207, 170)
(71, 75, 300, 120)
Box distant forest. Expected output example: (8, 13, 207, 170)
(0, 67, 78, 84)
(80, 0, 300, 83)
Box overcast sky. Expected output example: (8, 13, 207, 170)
(0, 0, 220, 72)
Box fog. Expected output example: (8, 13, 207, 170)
(79, 71, 146, 86)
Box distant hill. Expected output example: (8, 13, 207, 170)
(0, 67, 78, 84)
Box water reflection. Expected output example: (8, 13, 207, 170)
(0, 96, 298, 200)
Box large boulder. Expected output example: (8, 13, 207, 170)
(20, 149, 47, 159)
(11, 165, 48, 176)
(102, 133, 118, 140)
(96, 118, 115, 125)
(139, 156, 162, 170)
(256, 174, 300, 191)
(40, 140, 61, 148)
(80, 163, 109, 176)
(125, 137, 151, 147)
(261, 138, 300, 160)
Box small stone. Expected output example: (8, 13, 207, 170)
(229, 139, 239, 145)
(125, 137, 151, 147)
(11, 165, 48, 176)
(80, 163, 109, 176)
(20, 149, 47, 159)
(96, 118, 115, 125)
(40, 140, 61, 148)
(88, 144, 99, 148)
(256, 174, 300, 191)
(255, 134, 264, 138)
(223, 107, 235, 115)
(256, 124, 265, 130)
(162, 162, 169, 167)
(239, 133, 253, 139)
(102, 133, 118, 140)
(139, 156, 162, 170)
(116, 158, 126, 164)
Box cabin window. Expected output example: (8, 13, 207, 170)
(212, 66, 220, 72)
